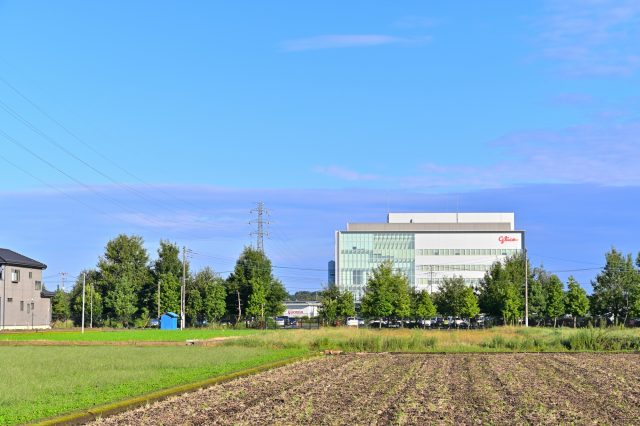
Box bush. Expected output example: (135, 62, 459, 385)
(561, 328, 640, 351)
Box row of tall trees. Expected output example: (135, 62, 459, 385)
(53, 235, 286, 327)
(479, 248, 640, 326)
(348, 247, 640, 328)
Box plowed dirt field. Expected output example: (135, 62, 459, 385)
(92, 353, 640, 425)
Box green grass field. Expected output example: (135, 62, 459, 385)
(225, 326, 640, 353)
(0, 345, 307, 425)
(0, 328, 258, 342)
(2, 326, 639, 425)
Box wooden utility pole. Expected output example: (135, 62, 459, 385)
(157, 278, 161, 319)
(181, 246, 186, 330)
(81, 273, 86, 333)
(90, 282, 93, 329)
(524, 248, 529, 327)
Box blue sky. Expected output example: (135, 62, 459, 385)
(1, 1, 639, 292)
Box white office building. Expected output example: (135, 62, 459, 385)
(335, 213, 524, 301)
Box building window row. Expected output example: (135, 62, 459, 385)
(416, 248, 520, 256)
(417, 277, 481, 286)
(418, 264, 491, 272)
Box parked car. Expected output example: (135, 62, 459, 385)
(346, 317, 360, 326)
(148, 318, 159, 328)
(287, 317, 298, 328)
(275, 316, 288, 327)
(417, 319, 432, 328)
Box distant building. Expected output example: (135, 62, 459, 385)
(334, 213, 524, 301)
(282, 301, 321, 318)
(327, 260, 335, 285)
(0, 248, 52, 329)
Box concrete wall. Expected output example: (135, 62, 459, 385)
(0, 266, 51, 329)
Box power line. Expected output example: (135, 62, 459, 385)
(0, 97, 199, 218)
(0, 73, 205, 213)
(0, 127, 169, 227)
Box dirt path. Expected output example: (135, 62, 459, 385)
(91, 353, 640, 425)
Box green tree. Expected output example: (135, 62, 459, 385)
(360, 261, 395, 328)
(105, 278, 137, 327)
(157, 273, 181, 316)
(51, 289, 70, 323)
(460, 286, 480, 320)
(319, 286, 339, 325)
(544, 275, 565, 327)
(528, 272, 546, 326)
(226, 247, 285, 321)
(435, 277, 479, 321)
(247, 277, 267, 324)
(502, 283, 522, 325)
(265, 278, 287, 317)
(150, 240, 188, 319)
(478, 252, 531, 322)
(98, 234, 152, 325)
(413, 290, 437, 327)
(337, 290, 356, 319)
(592, 248, 640, 325)
(389, 271, 412, 323)
(195, 268, 227, 323)
(565, 276, 589, 328)
(153, 240, 183, 278)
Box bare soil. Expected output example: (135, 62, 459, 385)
(91, 353, 640, 425)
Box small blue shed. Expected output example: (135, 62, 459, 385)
(160, 312, 179, 330)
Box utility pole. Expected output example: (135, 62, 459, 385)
(524, 247, 529, 328)
(90, 282, 93, 329)
(250, 202, 270, 253)
(181, 246, 186, 330)
(236, 289, 242, 323)
(81, 273, 86, 333)
(157, 278, 161, 319)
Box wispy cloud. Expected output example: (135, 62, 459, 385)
(313, 165, 380, 182)
(538, 0, 640, 77)
(310, 118, 640, 191)
(405, 120, 640, 189)
(281, 34, 430, 52)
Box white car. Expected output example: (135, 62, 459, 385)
(346, 317, 360, 326)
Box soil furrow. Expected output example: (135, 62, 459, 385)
(92, 353, 640, 426)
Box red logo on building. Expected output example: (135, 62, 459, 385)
(498, 236, 518, 244)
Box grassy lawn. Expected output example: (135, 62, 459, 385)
(0, 345, 307, 425)
(0, 328, 260, 342)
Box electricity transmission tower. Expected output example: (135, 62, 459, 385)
(250, 202, 270, 253)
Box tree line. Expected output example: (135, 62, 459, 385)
(320, 247, 640, 327)
(51, 235, 287, 327)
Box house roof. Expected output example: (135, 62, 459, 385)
(0, 248, 47, 269)
(41, 287, 56, 298)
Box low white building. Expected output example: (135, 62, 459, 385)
(335, 212, 524, 301)
(282, 301, 321, 318)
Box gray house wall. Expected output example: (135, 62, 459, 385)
(1, 265, 52, 330)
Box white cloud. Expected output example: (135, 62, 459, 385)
(406, 120, 640, 189)
(538, 0, 640, 76)
(281, 34, 429, 52)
